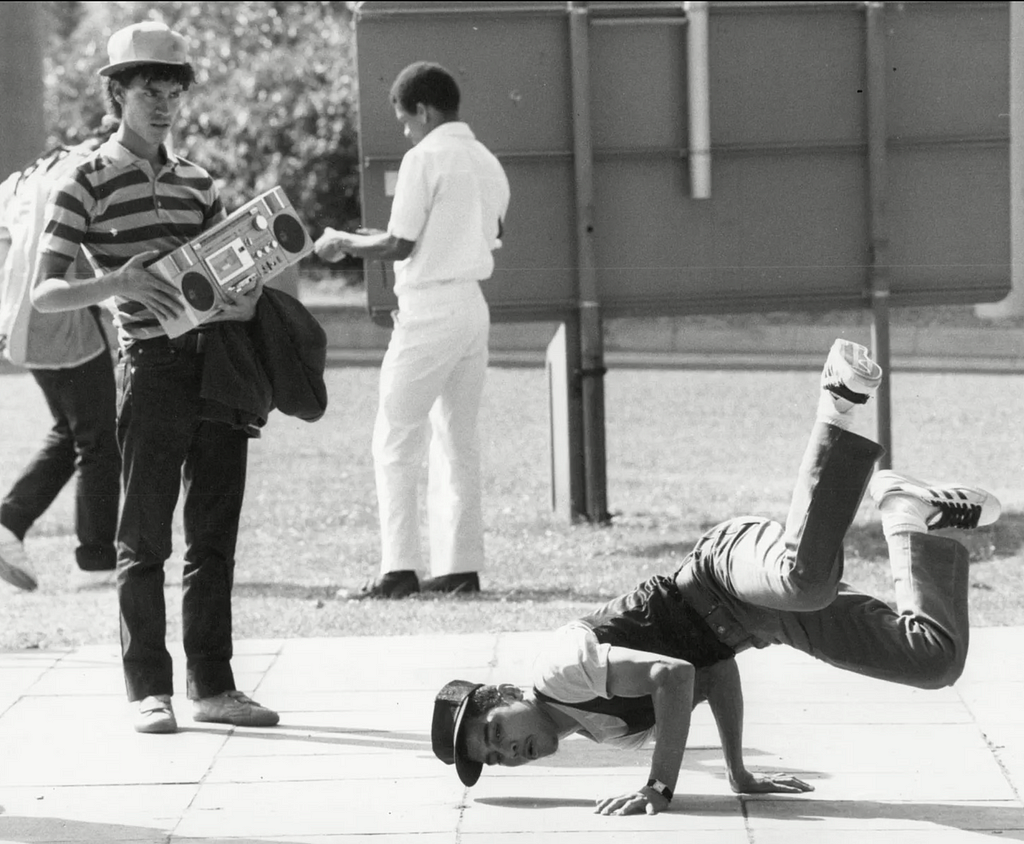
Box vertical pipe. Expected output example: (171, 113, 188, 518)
(865, 1, 892, 469)
(684, 0, 711, 199)
(568, 2, 609, 523)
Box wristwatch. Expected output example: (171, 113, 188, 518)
(646, 778, 673, 801)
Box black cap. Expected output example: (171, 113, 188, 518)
(431, 679, 484, 786)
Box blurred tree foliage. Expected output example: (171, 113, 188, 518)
(39, 0, 363, 279)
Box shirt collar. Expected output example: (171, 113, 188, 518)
(97, 137, 181, 172)
(425, 121, 475, 142)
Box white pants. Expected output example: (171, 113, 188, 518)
(373, 280, 489, 577)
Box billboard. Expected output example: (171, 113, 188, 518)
(355, 1, 1010, 323)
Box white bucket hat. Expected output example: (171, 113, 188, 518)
(98, 21, 191, 77)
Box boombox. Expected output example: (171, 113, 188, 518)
(150, 186, 313, 338)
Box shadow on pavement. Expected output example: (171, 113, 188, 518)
(742, 797, 1024, 837)
(472, 794, 1024, 838)
(179, 722, 432, 753)
(0, 812, 308, 844)
(475, 796, 598, 809)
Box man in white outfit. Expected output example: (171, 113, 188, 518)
(316, 61, 511, 598)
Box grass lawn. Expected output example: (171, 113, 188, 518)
(2, 362, 1023, 650)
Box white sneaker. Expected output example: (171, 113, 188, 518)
(71, 568, 117, 591)
(193, 691, 280, 727)
(869, 470, 1001, 530)
(821, 339, 883, 411)
(0, 525, 38, 591)
(134, 694, 177, 734)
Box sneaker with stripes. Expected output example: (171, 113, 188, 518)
(869, 470, 1001, 531)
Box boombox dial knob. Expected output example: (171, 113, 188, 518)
(252, 214, 269, 231)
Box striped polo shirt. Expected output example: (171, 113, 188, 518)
(37, 137, 223, 345)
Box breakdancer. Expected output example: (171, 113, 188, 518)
(431, 339, 999, 815)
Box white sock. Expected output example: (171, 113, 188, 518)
(816, 388, 856, 431)
(879, 493, 932, 538)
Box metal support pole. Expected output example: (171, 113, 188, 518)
(865, 1, 893, 469)
(568, 3, 610, 523)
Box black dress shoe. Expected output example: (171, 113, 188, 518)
(336, 570, 420, 600)
(420, 572, 480, 594)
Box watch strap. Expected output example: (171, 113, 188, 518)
(646, 778, 673, 801)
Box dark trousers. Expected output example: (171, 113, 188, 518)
(0, 350, 119, 571)
(684, 421, 971, 690)
(116, 336, 247, 702)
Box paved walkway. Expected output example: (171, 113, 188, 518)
(1, 628, 1023, 843)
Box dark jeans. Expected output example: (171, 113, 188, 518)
(684, 422, 971, 690)
(116, 335, 247, 702)
(0, 350, 119, 571)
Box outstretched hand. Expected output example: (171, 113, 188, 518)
(314, 227, 354, 263)
(731, 772, 814, 794)
(594, 786, 670, 816)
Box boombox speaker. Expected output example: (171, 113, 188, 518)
(150, 186, 314, 338)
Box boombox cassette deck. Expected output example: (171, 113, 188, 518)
(149, 186, 313, 337)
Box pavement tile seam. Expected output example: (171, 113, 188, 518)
(974, 726, 1024, 807)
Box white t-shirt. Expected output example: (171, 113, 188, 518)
(387, 122, 510, 296)
(532, 623, 657, 750)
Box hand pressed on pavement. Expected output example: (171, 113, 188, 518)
(594, 786, 670, 817)
(731, 772, 814, 794)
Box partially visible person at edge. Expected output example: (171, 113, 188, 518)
(431, 339, 1000, 816)
(315, 61, 511, 600)
(30, 21, 279, 734)
(0, 119, 121, 593)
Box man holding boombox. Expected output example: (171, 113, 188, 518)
(31, 21, 278, 735)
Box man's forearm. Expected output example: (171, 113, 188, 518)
(647, 663, 695, 793)
(32, 274, 117, 313)
(703, 660, 814, 797)
(346, 231, 402, 260)
(599, 650, 698, 815)
(314, 228, 415, 264)
(335, 231, 411, 261)
(703, 659, 750, 787)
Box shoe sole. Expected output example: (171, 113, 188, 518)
(870, 470, 1000, 527)
(0, 557, 38, 591)
(336, 578, 420, 600)
(421, 584, 480, 594)
(193, 713, 280, 727)
(134, 718, 178, 734)
(337, 588, 419, 600)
